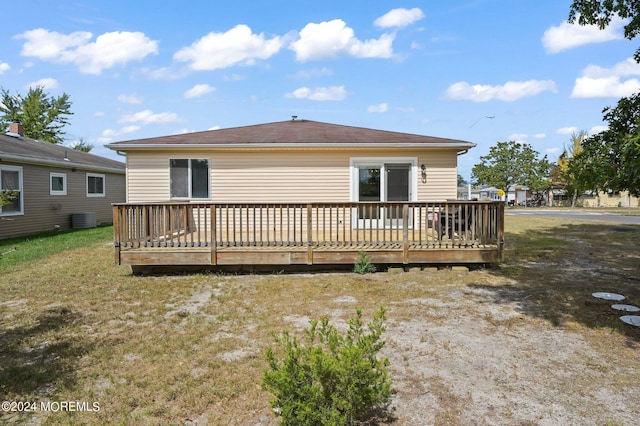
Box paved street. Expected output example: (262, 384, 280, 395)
(505, 209, 640, 225)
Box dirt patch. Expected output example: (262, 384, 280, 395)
(1, 218, 638, 425)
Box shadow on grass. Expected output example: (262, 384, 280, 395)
(477, 222, 640, 343)
(0, 306, 89, 397)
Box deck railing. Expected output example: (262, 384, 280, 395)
(114, 201, 504, 257)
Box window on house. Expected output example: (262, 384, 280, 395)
(170, 159, 210, 199)
(50, 173, 67, 195)
(87, 173, 105, 197)
(0, 166, 23, 216)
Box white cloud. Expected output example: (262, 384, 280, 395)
(542, 17, 624, 54)
(556, 126, 578, 135)
(445, 80, 557, 102)
(93, 111, 105, 117)
(27, 77, 58, 90)
(590, 125, 608, 134)
(174, 25, 283, 71)
(289, 19, 394, 61)
(533, 133, 546, 139)
(118, 94, 143, 104)
(508, 133, 529, 143)
(223, 73, 245, 82)
(374, 8, 424, 28)
(571, 58, 640, 98)
(290, 67, 334, 80)
(208, 125, 221, 130)
(0, 61, 10, 74)
(184, 84, 216, 99)
(15, 28, 158, 74)
(119, 109, 180, 125)
(97, 125, 141, 143)
(285, 85, 347, 101)
(572, 76, 640, 98)
(368, 103, 388, 113)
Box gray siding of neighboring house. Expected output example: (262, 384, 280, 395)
(0, 161, 125, 239)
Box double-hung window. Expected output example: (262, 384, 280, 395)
(0, 165, 23, 216)
(170, 159, 210, 199)
(87, 173, 105, 197)
(50, 173, 67, 195)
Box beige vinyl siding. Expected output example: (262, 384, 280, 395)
(416, 149, 458, 201)
(0, 162, 125, 239)
(124, 148, 460, 203)
(125, 153, 171, 202)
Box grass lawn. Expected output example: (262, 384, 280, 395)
(0, 217, 639, 425)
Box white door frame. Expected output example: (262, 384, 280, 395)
(350, 157, 418, 228)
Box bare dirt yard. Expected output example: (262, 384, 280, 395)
(1, 216, 639, 425)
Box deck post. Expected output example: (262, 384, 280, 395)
(211, 204, 217, 265)
(498, 201, 505, 261)
(402, 204, 409, 264)
(113, 205, 121, 265)
(307, 203, 313, 265)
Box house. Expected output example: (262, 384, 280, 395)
(0, 123, 125, 239)
(108, 119, 475, 204)
(578, 190, 639, 208)
(107, 119, 504, 269)
(507, 185, 529, 206)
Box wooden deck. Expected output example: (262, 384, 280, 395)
(113, 201, 504, 269)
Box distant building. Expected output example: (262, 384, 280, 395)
(0, 123, 125, 238)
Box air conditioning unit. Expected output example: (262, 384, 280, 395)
(71, 212, 97, 229)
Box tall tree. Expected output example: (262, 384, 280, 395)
(472, 141, 551, 195)
(69, 137, 94, 153)
(550, 131, 587, 206)
(567, 2, 640, 196)
(569, 1, 640, 61)
(0, 86, 73, 144)
(570, 97, 640, 196)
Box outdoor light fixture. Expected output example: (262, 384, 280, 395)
(421, 164, 426, 173)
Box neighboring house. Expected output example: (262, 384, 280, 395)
(578, 190, 639, 208)
(0, 123, 125, 239)
(478, 186, 501, 201)
(545, 188, 639, 207)
(108, 119, 475, 204)
(507, 185, 529, 206)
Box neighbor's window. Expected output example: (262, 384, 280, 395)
(87, 173, 105, 197)
(0, 165, 23, 216)
(170, 159, 210, 199)
(50, 172, 67, 195)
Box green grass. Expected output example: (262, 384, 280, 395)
(0, 218, 638, 424)
(0, 226, 113, 269)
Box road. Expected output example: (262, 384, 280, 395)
(505, 209, 640, 225)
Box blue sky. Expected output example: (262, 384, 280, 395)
(1, 1, 637, 179)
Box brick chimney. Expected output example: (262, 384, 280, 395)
(9, 122, 24, 136)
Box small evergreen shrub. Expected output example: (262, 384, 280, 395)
(353, 250, 376, 274)
(263, 307, 392, 425)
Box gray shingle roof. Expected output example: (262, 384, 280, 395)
(107, 119, 475, 150)
(0, 133, 125, 173)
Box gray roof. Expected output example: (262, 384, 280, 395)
(0, 133, 125, 174)
(107, 119, 476, 151)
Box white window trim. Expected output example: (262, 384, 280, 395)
(50, 172, 67, 196)
(170, 158, 211, 200)
(0, 165, 24, 216)
(86, 173, 106, 197)
(349, 157, 418, 202)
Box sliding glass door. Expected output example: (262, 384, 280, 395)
(353, 160, 414, 227)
